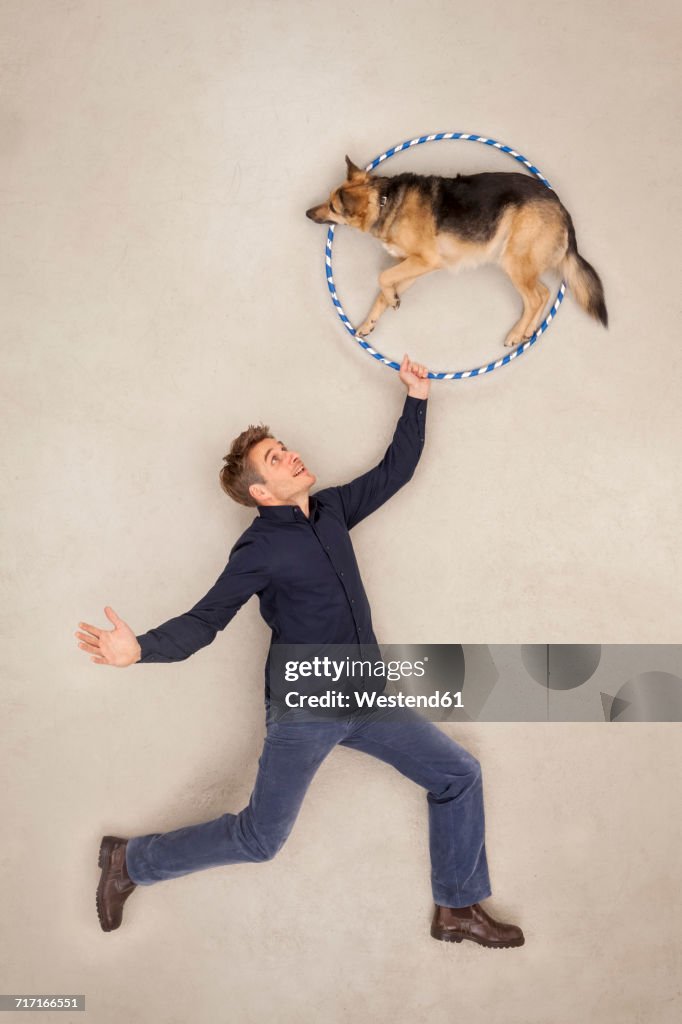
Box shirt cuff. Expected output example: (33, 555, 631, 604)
(404, 393, 427, 432)
(404, 394, 427, 408)
(402, 394, 427, 449)
(135, 634, 157, 663)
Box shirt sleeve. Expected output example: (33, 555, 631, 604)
(330, 395, 427, 530)
(135, 533, 270, 663)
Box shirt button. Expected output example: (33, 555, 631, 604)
(351, 599, 355, 604)
(340, 571, 344, 577)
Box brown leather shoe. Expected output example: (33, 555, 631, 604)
(96, 836, 136, 932)
(431, 902, 524, 948)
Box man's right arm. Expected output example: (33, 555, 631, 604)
(76, 533, 270, 667)
(316, 355, 429, 531)
(136, 535, 270, 663)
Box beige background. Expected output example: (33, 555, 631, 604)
(2, 0, 681, 1021)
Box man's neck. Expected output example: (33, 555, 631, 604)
(295, 496, 310, 518)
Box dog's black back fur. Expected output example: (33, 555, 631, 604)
(371, 171, 563, 243)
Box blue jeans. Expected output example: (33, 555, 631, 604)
(125, 710, 491, 908)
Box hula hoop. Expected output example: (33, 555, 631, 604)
(323, 132, 567, 380)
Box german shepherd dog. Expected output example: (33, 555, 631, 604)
(306, 157, 607, 348)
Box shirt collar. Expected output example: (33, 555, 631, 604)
(257, 496, 318, 521)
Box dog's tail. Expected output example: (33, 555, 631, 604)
(560, 216, 608, 327)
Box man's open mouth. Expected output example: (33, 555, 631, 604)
(293, 465, 305, 477)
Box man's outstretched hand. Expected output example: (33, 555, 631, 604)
(399, 354, 430, 399)
(75, 607, 141, 667)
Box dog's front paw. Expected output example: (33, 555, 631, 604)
(357, 319, 376, 338)
(504, 331, 524, 349)
(381, 289, 400, 310)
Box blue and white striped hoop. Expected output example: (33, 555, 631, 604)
(323, 132, 567, 380)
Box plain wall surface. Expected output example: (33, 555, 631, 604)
(1, 1, 681, 1022)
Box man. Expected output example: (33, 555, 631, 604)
(76, 355, 524, 948)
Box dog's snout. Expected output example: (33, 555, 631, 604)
(305, 207, 318, 221)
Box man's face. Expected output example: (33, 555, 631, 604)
(248, 437, 317, 506)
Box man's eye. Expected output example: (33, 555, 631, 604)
(272, 455, 279, 464)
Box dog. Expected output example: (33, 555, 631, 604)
(306, 157, 607, 348)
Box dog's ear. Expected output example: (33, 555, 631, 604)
(345, 156, 367, 181)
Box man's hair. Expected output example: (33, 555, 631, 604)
(220, 423, 272, 507)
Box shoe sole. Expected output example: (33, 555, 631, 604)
(96, 836, 118, 933)
(431, 926, 525, 949)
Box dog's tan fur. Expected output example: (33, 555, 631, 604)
(307, 158, 604, 348)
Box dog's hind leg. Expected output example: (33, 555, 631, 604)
(357, 256, 436, 337)
(502, 268, 545, 348)
(502, 236, 553, 348)
(501, 202, 567, 347)
(524, 280, 551, 338)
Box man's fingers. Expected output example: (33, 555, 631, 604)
(78, 621, 102, 639)
(90, 656, 108, 665)
(104, 606, 123, 627)
(78, 640, 102, 656)
(402, 356, 428, 377)
(75, 631, 100, 646)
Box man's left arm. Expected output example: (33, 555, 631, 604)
(332, 355, 430, 530)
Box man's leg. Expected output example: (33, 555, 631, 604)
(126, 720, 345, 884)
(97, 719, 345, 930)
(339, 710, 491, 908)
(339, 710, 523, 947)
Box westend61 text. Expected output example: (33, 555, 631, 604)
(284, 690, 464, 710)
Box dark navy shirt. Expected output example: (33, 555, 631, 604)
(136, 395, 427, 664)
